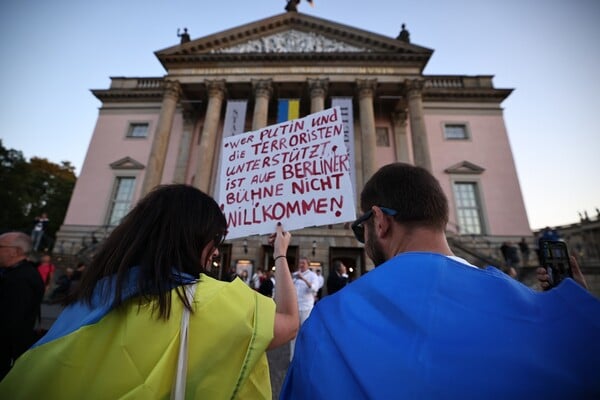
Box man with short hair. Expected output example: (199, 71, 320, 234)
(281, 163, 600, 398)
(0, 232, 45, 379)
(289, 256, 318, 361)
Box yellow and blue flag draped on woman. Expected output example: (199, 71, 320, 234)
(277, 99, 300, 123)
(0, 268, 275, 399)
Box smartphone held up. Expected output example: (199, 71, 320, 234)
(539, 240, 573, 289)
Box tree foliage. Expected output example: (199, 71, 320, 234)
(0, 139, 76, 250)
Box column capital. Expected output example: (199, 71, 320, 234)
(391, 110, 408, 127)
(163, 80, 182, 100)
(205, 79, 227, 100)
(252, 79, 273, 99)
(308, 78, 329, 99)
(356, 79, 377, 99)
(404, 79, 425, 96)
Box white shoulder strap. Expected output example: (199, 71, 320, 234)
(171, 283, 197, 400)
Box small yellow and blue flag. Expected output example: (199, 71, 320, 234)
(277, 99, 300, 123)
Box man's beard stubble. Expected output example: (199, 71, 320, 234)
(366, 224, 387, 267)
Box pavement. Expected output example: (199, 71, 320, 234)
(40, 304, 290, 399)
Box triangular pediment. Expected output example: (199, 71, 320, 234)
(444, 161, 485, 175)
(211, 29, 370, 54)
(156, 12, 432, 60)
(110, 157, 145, 170)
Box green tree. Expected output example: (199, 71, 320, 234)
(0, 140, 76, 251)
(0, 140, 30, 231)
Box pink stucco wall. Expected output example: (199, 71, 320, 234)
(64, 109, 165, 225)
(64, 103, 530, 238)
(374, 121, 397, 168)
(425, 110, 531, 236)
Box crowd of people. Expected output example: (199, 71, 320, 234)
(0, 162, 598, 398)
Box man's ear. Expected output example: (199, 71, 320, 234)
(371, 206, 392, 239)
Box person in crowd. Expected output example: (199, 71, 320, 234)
(49, 261, 86, 303)
(281, 162, 600, 399)
(37, 254, 56, 294)
(0, 184, 298, 398)
(0, 232, 45, 380)
(49, 267, 75, 302)
(539, 226, 560, 242)
(315, 269, 324, 301)
(289, 256, 318, 361)
(258, 269, 275, 298)
(239, 269, 251, 286)
(252, 267, 266, 290)
(500, 241, 519, 278)
(72, 262, 86, 280)
(326, 260, 348, 295)
(518, 237, 530, 266)
(31, 213, 49, 252)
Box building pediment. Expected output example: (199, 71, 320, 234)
(155, 12, 432, 68)
(210, 29, 369, 54)
(444, 161, 485, 175)
(109, 157, 145, 170)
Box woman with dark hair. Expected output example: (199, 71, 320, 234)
(0, 184, 298, 399)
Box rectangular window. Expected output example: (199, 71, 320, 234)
(126, 123, 149, 138)
(376, 127, 390, 147)
(453, 182, 484, 234)
(108, 177, 136, 225)
(444, 124, 468, 140)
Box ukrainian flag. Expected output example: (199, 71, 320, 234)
(277, 99, 300, 123)
(0, 269, 275, 399)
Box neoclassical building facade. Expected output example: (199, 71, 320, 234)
(58, 10, 531, 281)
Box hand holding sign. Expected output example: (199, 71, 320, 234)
(219, 107, 356, 239)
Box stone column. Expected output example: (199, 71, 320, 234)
(140, 80, 181, 196)
(193, 80, 226, 193)
(173, 110, 196, 184)
(357, 79, 378, 182)
(391, 109, 410, 163)
(251, 79, 272, 130)
(405, 79, 432, 171)
(308, 78, 329, 113)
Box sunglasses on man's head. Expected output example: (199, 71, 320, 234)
(351, 207, 398, 243)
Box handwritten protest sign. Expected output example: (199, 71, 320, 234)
(218, 107, 356, 239)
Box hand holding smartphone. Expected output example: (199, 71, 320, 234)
(539, 240, 573, 289)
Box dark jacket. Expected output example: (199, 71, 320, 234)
(0, 260, 45, 379)
(326, 272, 348, 295)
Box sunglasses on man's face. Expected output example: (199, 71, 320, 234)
(351, 207, 398, 243)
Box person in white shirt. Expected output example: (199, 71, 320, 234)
(290, 256, 318, 361)
(251, 267, 265, 290)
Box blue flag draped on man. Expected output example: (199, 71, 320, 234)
(280, 162, 600, 399)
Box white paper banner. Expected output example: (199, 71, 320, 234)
(215, 100, 248, 201)
(222, 100, 248, 138)
(331, 97, 357, 199)
(219, 107, 356, 239)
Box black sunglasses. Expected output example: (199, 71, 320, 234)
(351, 207, 398, 243)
